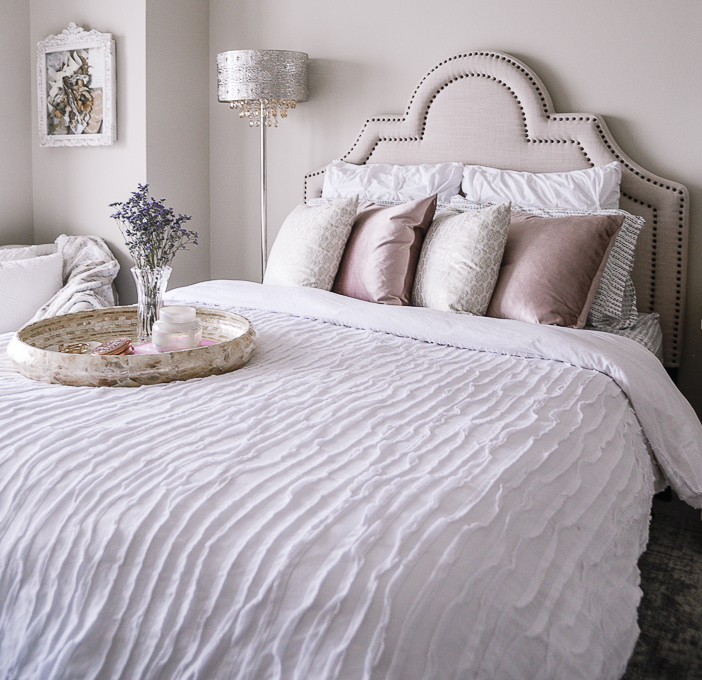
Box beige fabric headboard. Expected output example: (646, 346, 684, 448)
(305, 51, 689, 367)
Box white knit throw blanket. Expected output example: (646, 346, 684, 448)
(31, 234, 119, 321)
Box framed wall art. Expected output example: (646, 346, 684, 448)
(37, 22, 116, 147)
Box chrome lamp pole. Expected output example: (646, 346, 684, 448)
(216, 50, 309, 280)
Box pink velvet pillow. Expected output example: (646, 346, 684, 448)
(486, 212, 624, 328)
(333, 195, 437, 305)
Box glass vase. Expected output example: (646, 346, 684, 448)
(131, 266, 172, 343)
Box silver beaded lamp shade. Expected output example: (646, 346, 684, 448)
(217, 50, 308, 105)
(217, 49, 309, 279)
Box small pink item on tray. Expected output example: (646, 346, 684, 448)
(132, 339, 218, 355)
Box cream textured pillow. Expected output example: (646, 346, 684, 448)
(412, 203, 511, 314)
(0, 252, 64, 333)
(264, 195, 358, 289)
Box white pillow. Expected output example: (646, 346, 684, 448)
(322, 159, 463, 204)
(0, 252, 64, 332)
(412, 203, 511, 314)
(263, 195, 359, 289)
(461, 162, 622, 211)
(0, 243, 58, 261)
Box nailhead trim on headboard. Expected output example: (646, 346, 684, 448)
(304, 51, 689, 366)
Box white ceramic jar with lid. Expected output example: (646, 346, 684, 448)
(152, 306, 202, 352)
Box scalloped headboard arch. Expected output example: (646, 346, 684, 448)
(305, 51, 689, 367)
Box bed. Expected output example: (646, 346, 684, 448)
(1, 51, 701, 680)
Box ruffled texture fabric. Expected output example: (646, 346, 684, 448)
(0, 281, 700, 680)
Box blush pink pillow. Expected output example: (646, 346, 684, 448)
(487, 212, 624, 328)
(333, 195, 437, 305)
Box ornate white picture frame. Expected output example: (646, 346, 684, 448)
(37, 23, 116, 147)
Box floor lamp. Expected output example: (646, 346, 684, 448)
(216, 50, 309, 280)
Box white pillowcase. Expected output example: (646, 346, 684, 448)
(0, 243, 58, 261)
(461, 162, 622, 211)
(0, 252, 64, 333)
(412, 203, 511, 314)
(264, 195, 359, 290)
(322, 159, 463, 204)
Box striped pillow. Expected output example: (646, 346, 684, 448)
(586, 312, 663, 360)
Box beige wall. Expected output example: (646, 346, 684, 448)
(145, 0, 210, 294)
(27, 0, 209, 302)
(209, 0, 702, 412)
(0, 0, 33, 244)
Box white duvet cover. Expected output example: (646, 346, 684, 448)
(1, 280, 700, 680)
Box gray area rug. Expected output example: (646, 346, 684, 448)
(622, 496, 702, 680)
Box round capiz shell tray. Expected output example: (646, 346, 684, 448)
(7, 306, 257, 387)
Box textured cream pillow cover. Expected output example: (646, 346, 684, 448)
(264, 195, 359, 290)
(412, 203, 511, 314)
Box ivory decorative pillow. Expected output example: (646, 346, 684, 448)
(264, 195, 358, 289)
(412, 202, 511, 315)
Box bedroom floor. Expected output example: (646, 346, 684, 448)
(622, 491, 702, 679)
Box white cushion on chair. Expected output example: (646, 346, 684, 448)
(0, 252, 64, 332)
(0, 244, 59, 261)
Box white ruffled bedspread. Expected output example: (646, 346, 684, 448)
(0, 280, 700, 680)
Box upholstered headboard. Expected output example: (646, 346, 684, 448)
(305, 51, 689, 367)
